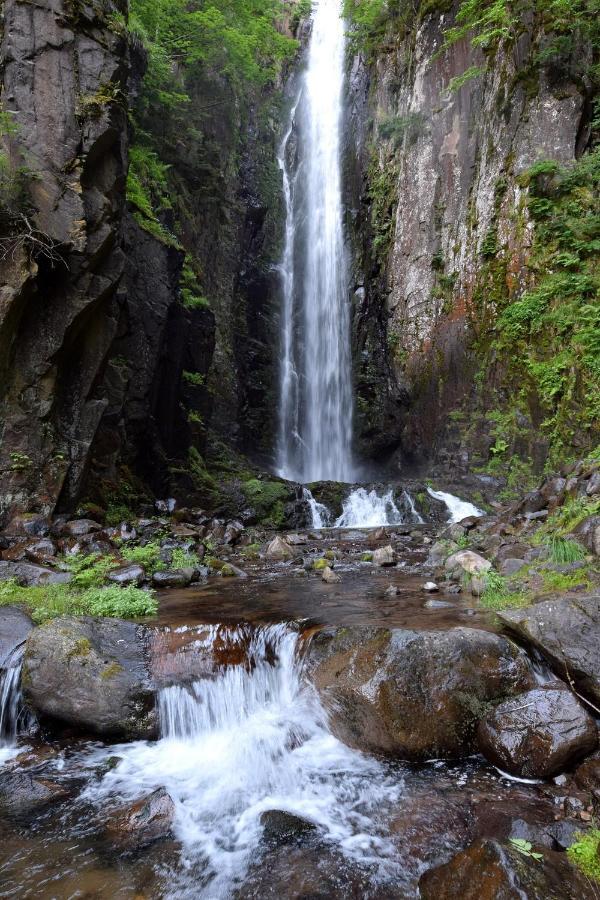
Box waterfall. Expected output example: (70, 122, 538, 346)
(426, 487, 485, 523)
(302, 487, 331, 528)
(277, 0, 354, 484)
(88, 623, 401, 896)
(0, 644, 31, 754)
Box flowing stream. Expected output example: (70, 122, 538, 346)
(0, 644, 30, 763)
(87, 624, 402, 897)
(277, 0, 353, 484)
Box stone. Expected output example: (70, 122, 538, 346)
(62, 519, 102, 537)
(372, 545, 396, 567)
(306, 626, 533, 759)
(0, 606, 33, 667)
(265, 536, 294, 561)
(106, 564, 145, 586)
(321, 566, 341, 584)
(445, 550, 491, 577)
(155, 499, 176, 514)
(104, 788, 175, 849)
(499, 595, 600, 706)
(120, 523, 137, 542)
(586, 471, 600, 496)
(5, 514, 51, 537)
(0, 561, 72, 587)
(419, 838, 590, 900)
(220, 563, 247, 577)
(223, 521, 244, 544)
(384, 585, 399, 597)
(0, 771, 69, 819)
(23, 616, 157, 739)
(573, 751, 600, 791)
(260, 809, 317, 844)
(499, 557, 526, 576)
(286, 533, 308, 545)
(426, 540, 458, 567)
(573, 515, 600, 556)
(422, 581, 439, 592)
(152, 569, 193, 588)
(477, 685, 598, 778)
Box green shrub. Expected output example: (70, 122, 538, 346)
(480, 570, 530, 610)
(121, 542, 165, 572)
(64, 553, 118, 589)
(546, 535, 587, 564)
(170, 547, 200, 569)
(0, 579, 157, 623)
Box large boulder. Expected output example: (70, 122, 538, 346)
(573, 515, 600, 555)
(0, 606, 33, 666)
(23, 617, 158, 739)
(419, 838, 590, 900)
(477, 685, 598, 778)
(0, 770, 70, 820)
(306, 626, 533, 759)
(0, 561, 71, 586)
(499, 595, 600, 705)
(265, 536, 294, 561)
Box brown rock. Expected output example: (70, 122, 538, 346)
(105, 788, 175, 849)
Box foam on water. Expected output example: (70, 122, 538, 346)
(85, 624, 403, 897)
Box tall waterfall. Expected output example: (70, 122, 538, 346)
(277, 0, 354, 484)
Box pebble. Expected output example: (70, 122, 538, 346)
(422, 581, 439, 592)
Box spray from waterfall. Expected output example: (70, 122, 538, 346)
(0, 644, 32, 756)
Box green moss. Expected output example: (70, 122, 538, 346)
(313, 558, 329, 571)
(361, 552, 373, 562)
(567, 829, 600, 881)
(67, 638, 91, 660)
(221, 564, 236, 577)
(241, 478, 289, 527)
(540, 569, 592, 593)
(100, 661, 123, 680)
(240, 543, 261, 559)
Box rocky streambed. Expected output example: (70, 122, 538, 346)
(1, 463, 600, 897)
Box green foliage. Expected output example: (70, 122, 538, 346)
(0, 579, 157, 624)
(541, 568, 592, 592)
(508, 838, 543, 860)
(567, 829, 600, 881)
(180, 262, 210, 310)
(367, 152, 398, 264)
(63, 553, 117, 589)
(480, 570, 530, 609)
(378, 112, 427, 147)
(182, 371, 206, 386)
(121, 542, 165, 572)
(170, 547, 200, 568)
(541, 495, 600, 535)
(546, 534, 587, 564)
(126, 143, 180, 246)
(241, 478, 288, 526)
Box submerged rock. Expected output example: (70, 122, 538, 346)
(419, 838, 590, 900)
(477, 685, 598, 778)
(260, 809, 318, 844)
(23, 617, 157, 739)
(306, 626, 533, 759)
(105, 788, 175, 850)
(0, 770, 70, 820)
(499, 595, 600, 706)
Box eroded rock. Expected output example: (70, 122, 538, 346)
(104, 788, 175, 850)
(265, 536, 294, 561)
(477, 685, 598, 778)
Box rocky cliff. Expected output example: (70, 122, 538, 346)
(348, 2, 598, 486)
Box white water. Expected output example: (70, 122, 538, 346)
(87, 624, 402, 897)
(335, 489, 404, 528)
(427, 487, 485, 523)
(302, 487, 331, 528)
(277, 0, 353, 484)
(0, 645, 30, 758)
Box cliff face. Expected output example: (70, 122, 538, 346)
(349, 5, 593, 477)
(0, 0, 286, 525)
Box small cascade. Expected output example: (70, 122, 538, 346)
(334, 488, 423, 528)
(89, 622, 401, 896)
(0, 644, 31, 750)
(427, 487, 485, 523)
(302, 487, 331, 528)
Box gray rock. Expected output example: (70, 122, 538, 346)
(306, 626, 533, 760)
(104, 787, 175, 849)
(499, 595, 600, 706)
(573, 515, 600, 555)
(586, 471, 600, 496)
(477, 685, 598, 778)
(0, 606, 33, 667)
(152, 569, 193, 588)
(107, 564, 145, 586)
(372, 545, 396, 566)
(426, 540, 458, 567)
(0, 561, 72, 587)
(265, 536, 294, 561)
(499, 557, 525, 576)
(321, 566, 341, 584)
(260, 809, 318, 844)
(23, 616, 157, 739)
(445, 550, 491, 577)
(62, 519, 102, 537)
(0, 771, 69, 820)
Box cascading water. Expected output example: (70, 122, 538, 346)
(277, 0, 353, 484)
(427, 487, 485, 523)
(87, 624, 402, 897)
(0, 644, 31, 762)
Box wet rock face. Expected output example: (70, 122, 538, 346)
(104, 788, 175, 850)
(419, 838, 590, 900)
(306, 626, 533, 760)
(0, 607, 33, 667)
(477, 685, 598, 779)
(22, 616, 158, 739)
(0, 770, 70, 821)
(499, 595, 600, 706)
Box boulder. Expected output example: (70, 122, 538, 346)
(499, 595, 600, 706)
(0, 770, 69, 819)
(260, 809, 318, 844)
(321, 566, 341, 584)
(477, 685, 598, 778)
(104, 788, 175, 850)
(152, 569, 193, 588)
(0, 606, 33, 667)
(265, 536, 294, 561)
(306, 626, 533, 759)
(0, 560, 72, 586)
(23, 616, 157, 739)
(426, 540, 458, 567)
(106, 564, 145, 586)
(499, 557, 526, 576)
(419, 838, 590, 900)
(62, 519, 103, 537)
(5, 514, 51, 537)
(445, 550, 491, 577)
(223, 521, 244, 545)
(372, 545, 396, 566)
(573, 515, 600, 555)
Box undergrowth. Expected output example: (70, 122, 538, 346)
(567, 829, 600, 882)
(479, 570, 531, 610)
(0, 579, 157, 624)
